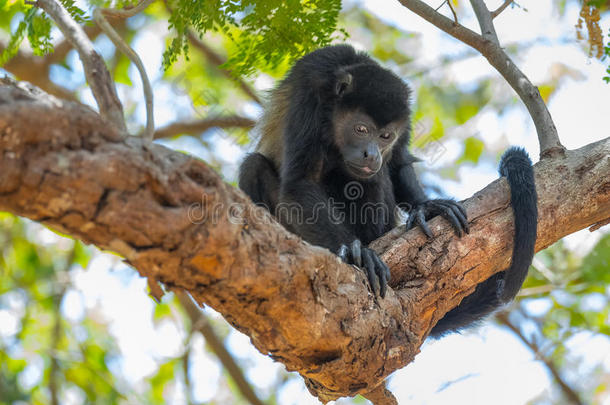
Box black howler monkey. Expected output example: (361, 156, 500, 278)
(239, 45, 537, 336)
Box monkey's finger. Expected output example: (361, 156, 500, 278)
(437, 201, 469, 234)
(375, 259, 388, 298)
(363, 251, 380, 296)
(455, 201, 468, 220)
(449, 203, 469, 234)
(439, 207, 464, 237)
(351, 239, 362, 267)
(416, 210, 433, 238)
(372, 253, 391, 284)
(405, 213, 416, 231)
(378, 268, 387, 298)
(435, 201, 469, 236)
(337, 244, 349, 262)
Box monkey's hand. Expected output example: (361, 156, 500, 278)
(337, 239, 390, 298)
(406, 199, 469, 238)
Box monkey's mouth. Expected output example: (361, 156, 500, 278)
(346, 162, 379, 178)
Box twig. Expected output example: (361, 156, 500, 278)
(49, 244, 78, 405)
(446, 0, 458, 25)
(182, 346, 195, 405)
(100, 0, 155, 18)
(93, 1, 155, 141)
(176, 291, 266, 405)
(491, 0, 514, 19)
(496, 312, 584, 405)
(469, 0, 499, 44)
(153, 115, 256, 139)
(37, 0, 126, 133)
(397, 0, 565, 157)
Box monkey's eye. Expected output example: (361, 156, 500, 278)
(380, 132, 392, 140)
(355, 124, 369, 134)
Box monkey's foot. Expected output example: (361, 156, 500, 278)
(406, 199, 469, 238)
(337, 239, 390, 298)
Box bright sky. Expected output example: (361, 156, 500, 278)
(2, 0, 610, 404)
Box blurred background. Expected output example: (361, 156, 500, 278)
(1, 0, 609, 403)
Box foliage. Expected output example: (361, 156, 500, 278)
(0, 6, 52, 64)
(164, 0, 346, 75)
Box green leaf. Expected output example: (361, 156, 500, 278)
(581, 234, 610, 283)
(148, 361, 176, 404)
(457, 136, 484, 164)
(114, 54, 133, 86)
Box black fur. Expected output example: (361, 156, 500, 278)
(238, 45, 537, 335)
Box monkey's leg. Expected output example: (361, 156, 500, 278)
(238, 153, 280, 212)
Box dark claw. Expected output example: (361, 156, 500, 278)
(372, 254, 389, 297)
(439, 206, 463, 237)
(362, 251, 379, 296)
(373, 253, 391, 282)
(336, 239, 390, 298)
(415, 209, 433, 238)
(406, 199, 469, 238)
(351, 239, 362, 267)
(338, 244, 349, 262)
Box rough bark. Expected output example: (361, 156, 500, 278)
(0, 80, 609, 402)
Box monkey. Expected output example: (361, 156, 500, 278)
(238, 44, 537, 336)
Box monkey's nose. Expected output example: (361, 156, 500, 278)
(362, 149, 379, 166)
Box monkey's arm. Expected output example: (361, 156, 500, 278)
(279, 177, 390, 297)
(389, 145, 469, 237)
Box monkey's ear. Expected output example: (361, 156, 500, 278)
(335, 71, 353, 96)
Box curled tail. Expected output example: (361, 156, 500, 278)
(497, 146, 538, 302)
(430, 147, 537, 337)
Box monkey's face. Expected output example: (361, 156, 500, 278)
(333, 109, 402, 179)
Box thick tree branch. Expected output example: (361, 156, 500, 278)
(0, 80, 608, 402)
(37, 0, 126, 133)
(397, 0, 564, 157)
(153, 115, 256, 139)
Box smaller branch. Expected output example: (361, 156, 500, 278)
(37, 0, 126, 133)
(182, 346, 195, 405)
(469, 0, 499, 45)
(589, 217, 610, 232)
(99, 0, 155, 18)
(153, 115, 256, 139)
(517, 284, 554, 297)
(491, 0, 514, 19)
(48, 24, 105, 65)
(446, 0, 458, 25)
(176, 291, 266, 405)
(363, 382, 398, 405)
(93, 1, 155, 140)
(397, 0, 564, 157)
(50, 244, 77, 405)
(496, 312, 584, 405)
